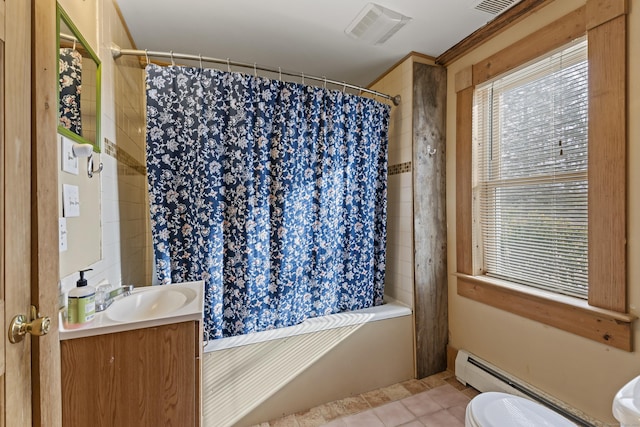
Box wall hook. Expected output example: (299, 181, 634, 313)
(427, 145, 437, 156)
(87, 154, 103, 178)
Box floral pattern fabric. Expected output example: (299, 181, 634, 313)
(59, 48, 83, 135)
(145, 64, 389, 339)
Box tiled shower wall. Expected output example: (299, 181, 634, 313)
(370, 57, 416, 309)
(102, 0, 153, 287)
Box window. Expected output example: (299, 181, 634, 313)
(473, 39, 589, 299)
(453, 2, 632, 350)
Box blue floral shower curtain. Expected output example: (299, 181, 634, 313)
(146, 63, 389, 339)
(59, 48, 83, 135)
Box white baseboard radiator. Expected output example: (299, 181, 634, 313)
(455, 350, 597, 427)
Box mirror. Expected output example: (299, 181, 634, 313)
(57, 5, 101, 151)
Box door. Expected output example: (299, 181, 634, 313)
(4, 0, 62, 425)
(3, 0, 33, 424)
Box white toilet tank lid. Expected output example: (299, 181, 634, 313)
(469, 392, 577, 427)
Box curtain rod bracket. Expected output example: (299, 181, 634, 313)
(110, 43, 122, 59)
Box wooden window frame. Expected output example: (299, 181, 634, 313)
(455, 0, 634, 351)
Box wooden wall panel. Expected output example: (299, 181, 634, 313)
(412, 63, 448, 378)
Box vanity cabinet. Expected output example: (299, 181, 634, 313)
(61, 320, 201, 427)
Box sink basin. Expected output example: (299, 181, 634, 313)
(106, 286, 198, 322)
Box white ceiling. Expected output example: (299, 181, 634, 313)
(116, 0, 509, 87)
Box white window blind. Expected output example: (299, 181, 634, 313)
(473, 38, 588, 298)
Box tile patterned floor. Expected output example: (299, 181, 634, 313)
(253, 370, 480, 427)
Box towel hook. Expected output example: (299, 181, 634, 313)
(144, 49, 149, 66)
(87, 154, 103, 179)
(427, 145, 437, 156)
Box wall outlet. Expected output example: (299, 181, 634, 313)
(61, 136, 79, 175)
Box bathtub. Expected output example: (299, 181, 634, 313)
(201, 297, 414, 427)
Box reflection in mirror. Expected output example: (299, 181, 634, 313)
(58, 5, 101, 151)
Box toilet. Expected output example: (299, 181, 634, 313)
(612, 374, 640, 426)
(465, 392, 577, 426)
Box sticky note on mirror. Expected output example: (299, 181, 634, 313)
(63, 184, 80, 217)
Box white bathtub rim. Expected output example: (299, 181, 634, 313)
(203, 296, 412, 353)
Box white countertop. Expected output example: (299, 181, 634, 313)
(59, 281, 204, 340)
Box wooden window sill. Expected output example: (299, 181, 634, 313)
(455, 273, 635, 351)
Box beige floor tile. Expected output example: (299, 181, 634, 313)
(381, 383, 413, 401)
(332, 396, 371, 417)
(398, 421, 424, 427)
(361, 389, 393, 408)
(419, 408, 464, 427)
(425, 385, 471, 409)
(269, 414, 299, 427)
(420, 375, 447, 389)
(447, 405, 467, 424)
(295, 406, 327, 427)
(340, 410, 385, 427)
(264, 371, 473, 427)
(400, 391, 444, 417)
(400, 379, 431, 395)
(373, 401, 415, 426)
(319, 401, 347, 422)
(462, 387, 481, 400)
(444, 376, 466, 390)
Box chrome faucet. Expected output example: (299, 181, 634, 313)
(95, 285, 134, 312)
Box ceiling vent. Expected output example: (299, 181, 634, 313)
(472, 0, 520, 15)
(345, 3, 412, 45)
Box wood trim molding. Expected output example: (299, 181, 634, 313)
(473, 6, 586, 86)
(436, 0, 553, 66)
(587, 14, 627, 312)
(367, 51, 436, 89)
(456, 274, 635, 351)
(586, 0, 627, 30)
(455, 87, 474, 275)
(454, 67, 473, 93)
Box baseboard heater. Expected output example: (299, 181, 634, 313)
(455, 350, 594, 427)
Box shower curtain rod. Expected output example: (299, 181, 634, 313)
(110, 44, 401, 106)
(60, 33, 79, 43)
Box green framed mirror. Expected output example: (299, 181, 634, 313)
(57, 5, 101, 151)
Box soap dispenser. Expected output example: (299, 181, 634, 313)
(67, 268, 96, 326)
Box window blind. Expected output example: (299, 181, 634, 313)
(473, 38, 588, 298)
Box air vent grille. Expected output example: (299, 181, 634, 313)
(473, 0, 519, 15)
(345, 3, 412, 45)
